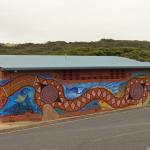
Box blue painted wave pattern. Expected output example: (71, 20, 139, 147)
(80, 100, 100, 112)
(0, 87, 41, 116)
(63, 81, 126, 99)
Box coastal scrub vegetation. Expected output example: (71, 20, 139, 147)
(0, 39, 150, 62)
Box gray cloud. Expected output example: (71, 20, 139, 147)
(0, 0, 150, 43)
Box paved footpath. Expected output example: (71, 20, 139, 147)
(0, 108, 150, 150)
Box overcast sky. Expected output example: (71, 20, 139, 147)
(0, 0, 150, 43)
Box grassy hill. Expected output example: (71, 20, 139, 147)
(0, 39, 150, 62)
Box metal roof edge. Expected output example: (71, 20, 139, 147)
(4, 66, 150, 71)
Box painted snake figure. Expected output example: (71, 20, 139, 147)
(0, 75, 150, 112)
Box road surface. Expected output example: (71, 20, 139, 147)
(1, 108, 150, 150)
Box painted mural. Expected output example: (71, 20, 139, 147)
(0, 71, 150, 121)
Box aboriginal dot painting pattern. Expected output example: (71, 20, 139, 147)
(0, 72, 149, 117)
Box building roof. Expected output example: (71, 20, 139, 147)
(0, 55, 149, 71)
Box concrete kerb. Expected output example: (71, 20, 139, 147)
(0, 105, 150, 134)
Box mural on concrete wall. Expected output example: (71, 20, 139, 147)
(0, 87, 41, 116)
(0, 72, 149, 118)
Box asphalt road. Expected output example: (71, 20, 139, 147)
(1, 108, 150, 150)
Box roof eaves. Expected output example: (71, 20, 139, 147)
(4, 65, 150, 71)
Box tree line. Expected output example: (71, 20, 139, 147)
(0, 39, 150, 62)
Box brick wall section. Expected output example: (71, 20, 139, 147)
(2, 68, 149, 82)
